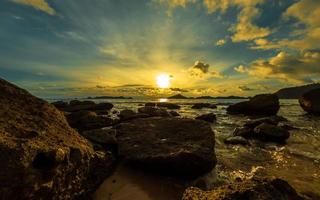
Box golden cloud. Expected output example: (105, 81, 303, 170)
(12, 0, 56, 15)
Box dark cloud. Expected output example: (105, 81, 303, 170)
(193, 61, 210, 73)
(238, 85, 254, 91)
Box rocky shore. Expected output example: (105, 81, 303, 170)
(1, 78, 319, 199)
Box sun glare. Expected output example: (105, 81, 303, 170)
(156, 74, 170, 88)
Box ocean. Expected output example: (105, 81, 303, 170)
(49, 98, 320, 199)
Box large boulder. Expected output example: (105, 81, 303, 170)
(118, 109, 149, 121)
(227, 94, 280, 116)
(253, 123, 290, 143)
(183, 178, 304, 200)
(299, 88, 320, 115)
(66, 110, 115, 132)
(137, 106, 171, 117)
(195, 113, 216, 123)
(0, 78, 114, 199)
(191, 103, 217, 109)
(116, 117, 216, 178)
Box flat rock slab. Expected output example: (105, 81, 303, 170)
(116, 117, 216, 178)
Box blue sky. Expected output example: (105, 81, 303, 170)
(0, 0, 319, 97)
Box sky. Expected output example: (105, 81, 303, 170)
(0, 0, 319, 98)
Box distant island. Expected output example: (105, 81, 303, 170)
(88, 96, 133, 99)
(167, 94, 247, 99)
(275, 83, 320, 99)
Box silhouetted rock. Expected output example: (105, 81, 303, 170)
(183, 178, 304, 200)
(0, 78, 114, 199)
(227, 94, 280, 116)
(299, 88, 320, 115)
(119, 109, 149, 121)
(116, 117, 216, 178)
(233, 126, 253, 138)
(195, 113, 216, 123)
(52, 100, 113, 113)
(224, 136, 248, 145)
(138, 106, 171, 117)
(169, 110, 180, 116)
(276, 83, 320, 99)
(66, 110, 115, 132)
(191, 103, 217, 109)
(145, 102, 156, 107)
(253, 123, 290, 143)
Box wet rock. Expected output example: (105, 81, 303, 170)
(116, 117, 217, 178)
(244, 116, 288, 129)
(227, 94, 280, 116)
(299, 88, 320, 115)
(81, 128, 117, 146)
(224, 136, 248, 145)
(118, 109, 149, 121)
(195, 113, 216, 123)
(66, 110, 115, 132)
(183, 178, 304, 200)
(138, 106, 171, 117)
(52, 100, 113, 113)
(191, 103, 217, 109)
(145, 102, 156, 107)
(253, 122, 290, 143)
(0, 78, 114, 199)
(233, 126, 253, 138)
(169, 110, 180, 117)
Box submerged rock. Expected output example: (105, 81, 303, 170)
(0, 78, 114, 199)
(116, 117, 216, 178)
(299, 88, 320, 115)
(227, 94, 280, 116)
(224, 136, 248, 145)
(66, 110, 115, 132)
(244, 116, 288, 129)
(195, 113, 216, 123)
(253, 123, 290, 143)
(191, 103, 217, 109)
(183, 178, 304, 200)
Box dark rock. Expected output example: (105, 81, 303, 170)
(196, 113, 216, 123)
(119, 109, 149, 121)
(299, 88, 320, 115)
(0, 78, 114, 199)
(182, 178, 304, 200)
(169, 110, 180, 117)
(253, 123, 290, 143)
(145, 102, 156, 107)
(53, 100, 113, 113)
(224, 136, 248, 145)
(233, 126, 253, 138)
(81, 128, 117, 146)
(51, 101, 68, 109)
(191, 103, 217, 109)
(244, 116, 288, 129)
(227, 94, 280, 116)
(66, 110, 115, 132)
(157, 102, 181, 109)
(137, 106, 171, 117)
(167, 94, 189, 99)
(116, 117, 216, 178)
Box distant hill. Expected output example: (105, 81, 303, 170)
(275, 83, 320, 99)
(214, 96, 247, 99)
(88, 96, 133, 99)
(167, 94, 189, 99)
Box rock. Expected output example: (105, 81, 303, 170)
(191, 103, 217, 109)
(118, 109, 149, 121)
(51, 100, 68, 109)
(244, 116, 288, 129)
(116, 117, 216, 178)
(224, 136, 248, 145)
(227, 94, 280, 116)
(145, 102, 156, 107)
(0, 78, 114, 199)
(66, 111, 115, 132)
(81, 128, 117, 146)
(233, 126, 253, 138)
(196, 113, 216, 123)
(253, 123, 290, 143)
(52, 100, 113, 113)
(182, 178, 304, 200)
(137, 106, 171, 117)
(157, 102, 181, 109)
(299, 88, 320, 115)
(169, 110, 180, 117)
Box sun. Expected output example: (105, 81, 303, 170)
(156, 74, 170, 88)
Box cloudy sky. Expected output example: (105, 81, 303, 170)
(0, 0, 319, 98)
